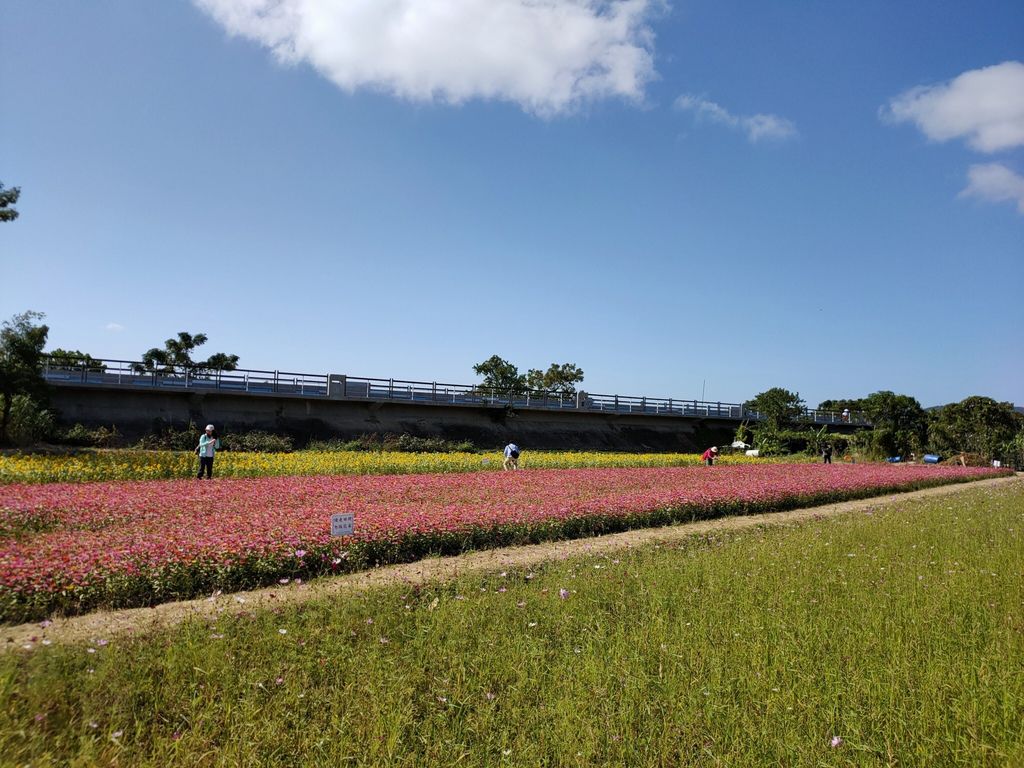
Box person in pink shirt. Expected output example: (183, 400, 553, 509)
(701, 446, 719, 466)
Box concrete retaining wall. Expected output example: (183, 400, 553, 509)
(49, 385, 741, 451)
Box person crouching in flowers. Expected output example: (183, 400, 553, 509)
(503, 442, 520, 470)
(196, 424, 220, 479)
(701, 446, 719, 466)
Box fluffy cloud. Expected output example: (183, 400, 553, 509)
(883, 61, 1024, 153)
(194, 0, 662, 116)
(104, 323, 124, 332)
(674, 95, 797, 142)
(960, 163, 1024, 215)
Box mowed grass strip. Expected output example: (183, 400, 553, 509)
(2, 484, 1022, 766)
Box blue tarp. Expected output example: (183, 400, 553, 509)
(923, 454, 940, 464)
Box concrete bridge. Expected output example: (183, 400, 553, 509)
(43, 359, 869, 451)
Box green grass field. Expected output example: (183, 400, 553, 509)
(2, 482, 1021, 766)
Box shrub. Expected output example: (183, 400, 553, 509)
(61, 424, 122, 448)
(1, 395, 56, 446)
(219, 431, 294, 453)
(306, 432, 476, 453)
(135, 422, 201, 452)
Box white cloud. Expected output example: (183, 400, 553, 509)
(194, 0, 662, 116)
(104, 323, 124, 332)
(674, 94, 797, 142)
(960, 163, 1024, 215)
(882, 61, 1024, 153)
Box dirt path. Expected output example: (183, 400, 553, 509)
(5, 475, 1020, 651)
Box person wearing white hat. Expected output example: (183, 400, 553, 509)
(196, 424, 221, 479)
(700, 446, 719, 466)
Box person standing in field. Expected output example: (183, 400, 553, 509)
(822, 443, 833, 464)
(503, 442, 520, 471)
(196, 424, 221, 479)
(701, 446, 719, 466)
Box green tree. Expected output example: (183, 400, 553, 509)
(524, 362, 585, 395)
(744, 387, 805, 431)
(929, 396, 1021, 461)
(472, 355, 526, 398)
(134, 332, 240, 376)
(817, 397, 865, 413)
(861, 390, 927, 458)
(46, 348, 107, 372)
(0, 311, 50, 445)
(0, 182, 20, 222)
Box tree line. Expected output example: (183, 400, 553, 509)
(742, 386, 1023, 466)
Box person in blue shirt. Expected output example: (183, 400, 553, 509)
(503, 442, 520, 471)
(196, 424, 221, 479)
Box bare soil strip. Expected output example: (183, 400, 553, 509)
(5, 475, 1019, 651)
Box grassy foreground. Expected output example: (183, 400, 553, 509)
(2, 482, 1022, 766)
(0, 449, 774, 484)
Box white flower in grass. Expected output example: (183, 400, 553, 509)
(830, 736, 842, 748)
(278, 629, 288, 635)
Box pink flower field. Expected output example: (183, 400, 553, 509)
(0, 463, 1005, 622)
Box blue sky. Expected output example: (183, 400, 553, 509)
(1, 1, 1022, 409)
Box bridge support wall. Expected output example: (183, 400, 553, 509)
(49, 386, 748, 452)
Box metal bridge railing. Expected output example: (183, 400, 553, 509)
(41, 356, 871, 425)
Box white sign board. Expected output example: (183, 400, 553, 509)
(330, 513, 354, 537)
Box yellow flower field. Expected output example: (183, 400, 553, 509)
(0, 449, 775, 484)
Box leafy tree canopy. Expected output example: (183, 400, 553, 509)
(860, 391, 926, 433)
(929, 396, 1021, 460)
(46, 348, 106, 371)
(134, 332, 239, 376)
(473, 356, 586, 398)
(472, 355, 526, 396)
(0, 311, 49, 444)
(817, 398, 865, 412)
(525, 363, 585, 395)
(744, 387, 805, 431)
(0, 182, 20, 223)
